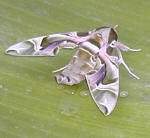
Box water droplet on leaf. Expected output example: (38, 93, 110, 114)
(120, 91, 128, 98)
(60, 105, 78, 116)
(4, 88, 8, 92)
(14, 126, 19, 129)
(26, 88, 32, 93)
(38, 75, 45, 80)
(93, 115, 98, 119)
(80, 91, 89, 97)
(0, 84, 3, 89)
(145, 84, 150, 88)
(61, 107, 77, 116)
(70, 91, 75, 95)
(31, 119, 34, 122)
(9, 110, 13, 114)
(32, 125, 36, 128)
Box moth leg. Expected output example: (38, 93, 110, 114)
(52, 64, 69, 73)
(111, 41, 142, 52)
(116, 47, 140, 79)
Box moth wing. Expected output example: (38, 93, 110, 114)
(86, 50, 119, 116)
(54, 42, 100, 85)
(5, 33, 78, 56)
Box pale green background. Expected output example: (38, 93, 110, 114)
(0, 0, 150, 138)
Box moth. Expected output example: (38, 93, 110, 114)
(5, 25, 141, 116)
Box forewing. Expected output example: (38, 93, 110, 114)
(86, 52, 119, 116)
(5, 34, 78, 56)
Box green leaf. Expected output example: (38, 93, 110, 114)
(0, 0, 150, 138)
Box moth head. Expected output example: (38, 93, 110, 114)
(93, 26, 118, 44)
